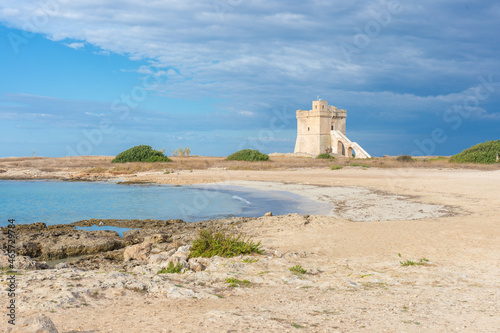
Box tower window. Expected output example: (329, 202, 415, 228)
(308, 127, 310, 131)
(331, 125, 334, 130)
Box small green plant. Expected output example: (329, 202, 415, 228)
(190, 225, 264, 258)
(400, 260, 415, 266)
(225, 277, 251, 287)
(396, 155, 414, 162)
(429, 156, 448, 161)
(289, 265, 307, 275)
(226, 149, 269, 161)
(330, 165, 343, 170)
(400, 257, 430, 266)
(418, 258, 430, 265)
(350, 163, 361, 166)
(291, 322, 304, 329)
(112, 145, 172, 163)
(361, 164, 370, 168)
(316, 153, 335, 160)
(157, 262, 184, 274)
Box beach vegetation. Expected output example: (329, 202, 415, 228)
(190, 225, 264, 258)
(289, 265, 307, 275)
(428, 156, 448, 162)
(450, 140, 500, 164)
(225, 277, 251, 287)
(316, 153, 335, 160)
(330, 165, 343, 170)
(396, 155, 414, 162)
(171, 146, 191, 157)
(400, 258, 430, 267)
(111, 145, 172, 163)
(226, 149, 269, 162)
(157, 262, 184, 274)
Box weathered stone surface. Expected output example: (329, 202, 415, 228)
(123, 241, 152, 261)
(0, 225, 125, 260)
(145, 233, 170, 244)
(54, 262, 69, 269)
(148, 248, 175, 266)
(0, 254, 48, 270)
(6, 314, 59, 333)
(170, 245, 191, 262)
(70, 218, 185, 229)
(188, 258, 205, 272)
(167, 257, 188, 269)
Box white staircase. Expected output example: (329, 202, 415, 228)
(331, 131, 371, 159)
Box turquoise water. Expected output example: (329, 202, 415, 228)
(0, 180, 330, 227)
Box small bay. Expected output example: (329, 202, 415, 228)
(0, 180, 330, 227)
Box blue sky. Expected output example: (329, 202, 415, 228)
(0, 0, 499, 157)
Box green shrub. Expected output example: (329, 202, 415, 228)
(289, 265, 307, 274)
(158, 262, 184, 274)
(400, 258, 430, 267)
(226, 149, 269, 161)
(316, 153, 335, 160)
(225, 277, 251, 287)
(112, 145, 172, 163)
(190, 225, 263, 258)
(396, 155, 414, 162)
(450, 140, 500, 164)
(330, 165, 343, 170)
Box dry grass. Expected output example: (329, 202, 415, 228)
(0, 155, 499, 174)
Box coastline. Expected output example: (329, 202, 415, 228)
(1, 157, 500, 332)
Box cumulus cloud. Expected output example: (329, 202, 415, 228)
(66, 41, 84, 49)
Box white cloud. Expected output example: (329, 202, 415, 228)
(66, 42, 84, 49)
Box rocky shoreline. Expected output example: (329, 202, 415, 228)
(2, 215, 322, 332)
(1, 217, 253, 266)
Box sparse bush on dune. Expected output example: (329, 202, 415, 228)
(171, 147, 191, 157)
(190, 225, 263, 258)
(450, 140, 500, 164)
(226, 149, 269, 162)
(396, 155, 414, 162)
(316, 153, 335, 160)
(111, 145, 172, 163)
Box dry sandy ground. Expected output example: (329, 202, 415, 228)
(1, 165, 500, 332)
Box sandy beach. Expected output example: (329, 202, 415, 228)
(1, 157, 499, 332)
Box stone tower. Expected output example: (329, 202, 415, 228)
(294, 99, 370, 158)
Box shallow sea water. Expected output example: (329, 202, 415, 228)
(0, 180, 331, 229)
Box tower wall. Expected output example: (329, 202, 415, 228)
(294, 101, 333, 155)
